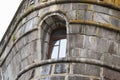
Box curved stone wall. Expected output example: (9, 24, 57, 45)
(0, 0, 120, 80)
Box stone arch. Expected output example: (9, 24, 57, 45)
(38, 12, 69, 60)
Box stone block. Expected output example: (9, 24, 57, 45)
(72, 63, 100, 77)
(58, 4, 72, 13)
(70, 48, 81, 57)
(2, 62, 7, 73)
(85, 64, 100, 77)
(39, 7, 49, 17)
(84, 11, 93, 20)
(111, 17, 120, 28)
(79, 48, 88, 58)
(54, 63, 69, 74)
(20, 45, 30, 60)
(15, 52, 22, 65)
(87, 25, 102, 37)
(45, 16, 54, 27)
(92, 5, 110, 14)
(73, 63, 86, 74)
(69, 24, 82, 33)
(109, 9, 120, 19)
(5, 52, 13, 67)
(41, 77, 50, 80)
(101, 28, 116, 40)
(15, 27, 23, 39)
(68, 76, 89, 80)
(103, 68, 120, 80)
(27, 12, 38, 21)
(87, 50, 102, 60)
(50, 76, 65, 80)
(67, 10, 76, 20)
(40, 65, 51, 75)
(69, 34, 85, 49)
(21, 58, 29, 70)
(96, 38, 109, 53)
(24, 20, 34, 32)
(70, 48, 101, 60)
(26, 31, 38, 43)
(7, 64, 14, 80)
(84, 36, 97, 51)
(108, 41, 118, 54)
(3, 70, 9, 80)
(72, 3, 90, 10)
(94, 12, 110, 23)
(112, 55, 120, 67)
(101, 53, 113, 66)
(75, 10, 92, 20)
(83, 25, 97, 36)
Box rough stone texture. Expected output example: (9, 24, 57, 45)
(68, 76, 89, 80)
(41, 76, 65, 80)
(94, 12, 110, 23)
(40, 65, 52, 75)
(0, 0, 120, 80)
(54, 63, 69, 74)
(0, 69, 2, 80)
(72, 63, 100, 77)
(103, 68, 120, 80)
(51, 76, 65, 80)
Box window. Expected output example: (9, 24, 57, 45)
(47, 28, 66, 59)
(41, 15, 67, 60)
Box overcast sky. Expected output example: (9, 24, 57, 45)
(0, 0, 22, 41)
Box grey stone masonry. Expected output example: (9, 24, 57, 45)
(0, 0, 120, 80)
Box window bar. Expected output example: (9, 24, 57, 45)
(58, 40, 61, 59)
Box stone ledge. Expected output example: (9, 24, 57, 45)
(15, 57, 120, 80)
(70, 20, 120, 32)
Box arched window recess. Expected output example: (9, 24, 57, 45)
(41, 14, 67, 60)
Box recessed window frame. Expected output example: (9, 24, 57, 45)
(47, 27, 67, 59)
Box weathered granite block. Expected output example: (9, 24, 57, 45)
(108, 41, 118, 54)
(92, 5, 110, 14)
(69, 24, 82, 33)
(87, 50, 102, 60)
(73, 63, 86, 74)
(72, 3, 89, 10)
(40, 65, 51, 75)
(84, 36, 97, 51)
(111, 17, 120, 28)
(68, 76, 89, 80)
(50, 76, 65, 80)
(67, 10, 76, 20)
(54, 63, 69, 74)
(101, 53, 113, 66)
(109, 9, 120, 19)
(69, 34, 85, 48)
(103, 68, 120, 80)
(41, 77, 50, 80)
(73, 63, 100, 77)
(96, 38, 109, 53)
(94, 12, 110, 23)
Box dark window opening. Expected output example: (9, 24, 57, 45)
(47, 28, 67, 59)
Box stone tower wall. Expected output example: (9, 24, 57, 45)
(0, 0, 120, 80)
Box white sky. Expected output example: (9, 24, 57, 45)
(0, 0, 22, 41)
